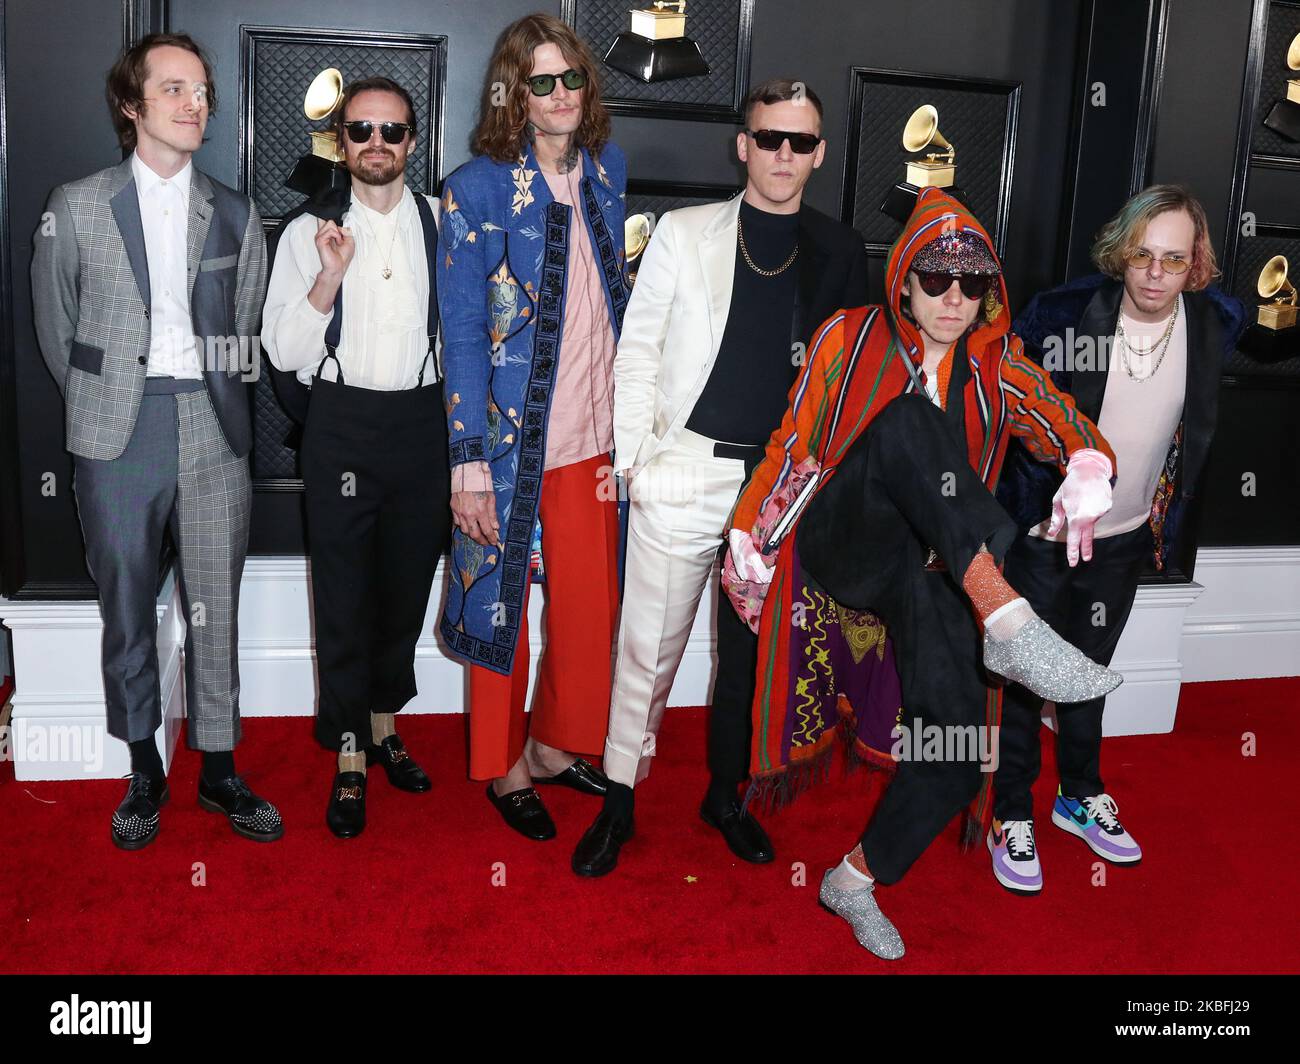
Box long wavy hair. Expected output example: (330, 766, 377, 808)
(1091, 184, 1219, 291)
(472, 13, 611, 163)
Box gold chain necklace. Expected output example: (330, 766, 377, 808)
(737, 216, 799, 277)
(1116, 298, 1178, 383)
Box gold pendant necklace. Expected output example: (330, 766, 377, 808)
(357, 203, 401, 280)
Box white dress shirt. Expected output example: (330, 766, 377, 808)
(261, 186, 435, 390)
(132, 152, 202, 379)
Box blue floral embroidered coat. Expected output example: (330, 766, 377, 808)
(436, 143, 629, 674)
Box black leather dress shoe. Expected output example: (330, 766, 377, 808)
(366, 735, 431, 793)
(700, 800, 774, 863)
(486, 784, 556, 840)
(571, 809, 635, 877)
(326, 771, 367, 839)
(197, 775, 284, 842)
(532, 757, 609, 797)
(111, 773, 170, 851)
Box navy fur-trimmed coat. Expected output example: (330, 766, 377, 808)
(995, 273, 1246, 569)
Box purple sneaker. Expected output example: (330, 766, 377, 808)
(987, 819, 1042, 895)
(1051, 789, 1142, 864)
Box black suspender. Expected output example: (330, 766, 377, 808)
(321, 193, 442, 386)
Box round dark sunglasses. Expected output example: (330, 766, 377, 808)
(914, 270, 996, 300)
(529, 68, 587, 96)
(746, 128, 822, 155)
(342, 120, 414, 145)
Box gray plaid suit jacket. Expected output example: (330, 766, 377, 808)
(31, 156, 267, 460)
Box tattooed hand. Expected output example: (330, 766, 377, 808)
(452, 489, 500, 547)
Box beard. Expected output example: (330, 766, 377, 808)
(349, 149, 405, 186)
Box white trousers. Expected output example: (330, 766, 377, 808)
(603, 430, 748, 787)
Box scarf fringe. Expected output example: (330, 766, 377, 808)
(743, 742, 835, 817)
(743, 719, 900, 817)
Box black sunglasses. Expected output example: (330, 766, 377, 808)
(528, 68, 587, 96)
(914, 271, 996, 300)
(342, 120, 414, 145)
(746, 128, 821, 154)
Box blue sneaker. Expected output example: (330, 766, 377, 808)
(1051, 789, 1141, 864)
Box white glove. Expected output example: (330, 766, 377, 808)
(1048, 448, 1114, 567)
(727, 528, 774, 585)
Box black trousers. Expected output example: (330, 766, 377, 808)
(797, 394, 1019, 885)
(992, 522, 1151, 820)
(708, 448, 765, 791)
(301, 373, 451, 751)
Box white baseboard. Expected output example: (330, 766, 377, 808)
(2, 548, 1296, 780)
(234, 557, 715, 716)
(1180, 547, 1300, 682)
(0, 575, 184, 780)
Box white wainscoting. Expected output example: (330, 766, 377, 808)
(0, 574, 185, 780)
(2, 548, 1296, 781)
(1178, 547, 1300, 682)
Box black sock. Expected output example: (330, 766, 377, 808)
(129, 738, 164, 782)
(603, 781, 634, 820)
(201, 750, 236, 785)
(704, 777, 739, 815)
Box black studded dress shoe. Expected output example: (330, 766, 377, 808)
(486, 784, 556, 840)
(326, 771, 367, 839)
(111, 773, 170, 851)
(197, 775, 284, 842)
(700, 800, 774, 863)
(532, 757, 609, 797)
(572, 809, 635, 877)
(366, 735, 431, 793)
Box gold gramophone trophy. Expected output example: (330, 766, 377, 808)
(1257, 255, 1298, 330)
(880, 103, 966, 223)
(286, 67, 349, 209)
(1239, 252, 1300, 360)
(604, 1, 710, 83)
(1263, 33, 1300, 141)
(624, 213, 653, 287)
(903, 105, 956, 188)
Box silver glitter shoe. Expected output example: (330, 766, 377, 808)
(819, 869, 905, 960)
(984, 617, 1123, 703)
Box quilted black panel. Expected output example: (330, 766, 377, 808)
(626, 187, 737, 220)
(1227, 226, 1300, 377)
(241, 29, 446, 483)
(1251, 0, 1300, 160)
(846, 73, 1018, 255)
(244, 31, 444, 221)
(564, 0, 752, 118)
(251, 354, 301, 480)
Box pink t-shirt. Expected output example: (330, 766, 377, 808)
(541, 159, 616, 470)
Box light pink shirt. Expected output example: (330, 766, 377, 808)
(541, 159, 616, 470)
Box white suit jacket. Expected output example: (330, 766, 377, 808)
(612, 194, 745, 472)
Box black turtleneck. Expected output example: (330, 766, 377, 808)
(686, 200, 801, 445)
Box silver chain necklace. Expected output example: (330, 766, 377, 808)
(1116, 297, 1178, 382)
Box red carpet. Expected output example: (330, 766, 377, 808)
(2, 678, 1297, 974)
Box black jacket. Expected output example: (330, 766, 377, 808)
(792, 202, 870, 349)
(996, 273, 1247, 568)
